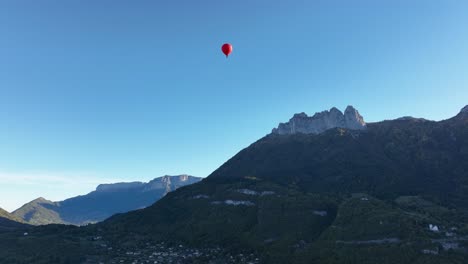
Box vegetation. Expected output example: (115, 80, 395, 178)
(12, 198, 66, 225)
(0, 207, 24, 223)
(1, 113, 468, 263)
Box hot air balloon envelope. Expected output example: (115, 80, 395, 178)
(222, 43, 233, 57)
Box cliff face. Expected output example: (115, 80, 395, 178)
(272, 106, 366, 135)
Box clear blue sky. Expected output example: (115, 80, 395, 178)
(1, 0, 468, 211)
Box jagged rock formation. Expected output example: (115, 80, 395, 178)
(272, 106, 366, 135)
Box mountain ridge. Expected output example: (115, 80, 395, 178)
(0, 207, 29, 232)
(12, 175, 201, 225)
(0, 207, 24, 223)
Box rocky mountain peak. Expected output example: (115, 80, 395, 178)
(32, 197, 51, 203)
(272, 106, 366, 135)
(344, 105, 358, 116)
(344, 105, 366, 130)
(330, 107, 341, 114)
(293, 112, 308, 119)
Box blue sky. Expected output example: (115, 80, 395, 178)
(1, 1, 468, 211)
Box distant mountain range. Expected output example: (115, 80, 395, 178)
(11, 175, 201, 226)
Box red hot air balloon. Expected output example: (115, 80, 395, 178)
(221, 43, 233, 58)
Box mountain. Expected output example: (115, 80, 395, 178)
(2, 106, 468, 264)
(0, 207, 28, 232)
(272, 106, 366, 135)
(11, 198, 63, 226)
(98, 105, 468, 263)
(0, 207, 22, 222)
(208, 107, 468, 207)
(12, 175, 201, 226)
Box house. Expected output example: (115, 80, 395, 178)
(429, 224, 439, 232)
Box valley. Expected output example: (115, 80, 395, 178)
(1, 106, 468, 263)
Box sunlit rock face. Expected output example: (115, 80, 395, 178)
(272, 105, 366, 135)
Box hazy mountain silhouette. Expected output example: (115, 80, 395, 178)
(13, 175, 201, 225)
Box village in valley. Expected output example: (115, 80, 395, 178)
(87, 237, 261, 264)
